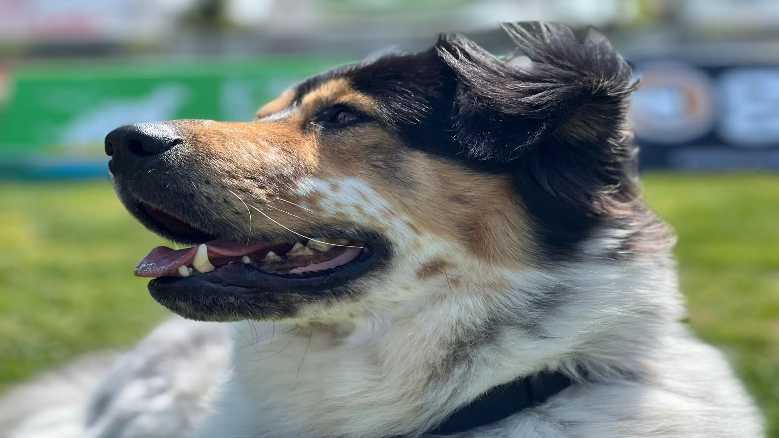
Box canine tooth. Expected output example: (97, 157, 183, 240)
(264, 251, 282, 262)
(288, 242, 314, 257)
(241, 255, 251, 264)
(193, 244, 215, 273)
(177, 266, 192, 277)
(307, 239, 332, 252)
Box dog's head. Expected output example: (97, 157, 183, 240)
(107, 23, 670, 322)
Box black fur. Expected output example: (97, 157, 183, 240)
(297, 22, 667, 260)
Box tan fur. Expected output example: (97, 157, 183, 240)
(298, 78, 378, 117)
(256, 89, 295, 118)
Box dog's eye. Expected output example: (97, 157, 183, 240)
(313, 105, 369, 130)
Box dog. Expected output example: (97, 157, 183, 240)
(1, 22, 763, 438)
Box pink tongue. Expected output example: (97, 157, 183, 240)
(135, 246, 197, 278)
(134, 240, 274, 278)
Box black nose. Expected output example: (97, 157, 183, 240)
(105, 123, 183, 157)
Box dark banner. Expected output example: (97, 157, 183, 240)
(631, 59, 779, 170)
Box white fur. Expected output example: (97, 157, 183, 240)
(1, 176, 764, 437)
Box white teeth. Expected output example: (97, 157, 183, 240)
(193, 244, 215, 273)
(287, 242, 314, 257)
(241, 255, 251, 264)
(306, 239, 333, 252)
(263, 251, 282, 262)
(178, 266, 192, 277)
(288, 242, 305, 253)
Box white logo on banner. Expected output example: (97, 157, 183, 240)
(61, 85, 188, 149)
(718, 68, 779, 146)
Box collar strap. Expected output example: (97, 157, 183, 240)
(425, 370, 572, 435)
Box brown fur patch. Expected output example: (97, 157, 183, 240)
(416, 259, 452, 280)
(431, 175, 532, 265)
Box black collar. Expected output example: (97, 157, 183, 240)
(424, 370, 572, 436)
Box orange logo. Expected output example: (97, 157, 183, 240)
(630, 63, 715, 144)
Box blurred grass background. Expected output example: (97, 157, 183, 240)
(0, 174, 777, 435)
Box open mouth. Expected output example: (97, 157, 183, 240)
(136, 239, 366, 280)
(130, 200, 388, 321)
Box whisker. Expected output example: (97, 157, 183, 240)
(221, 212, 246, 236)
(247, 204, 364, 249)
(296, 330, 313, 380)
(227, 189, 254, 240)
(265, 203, 319, 226)
(186, 184, 243, 235)
(216, 209, 245, 236)
(275, 196, 315, 214)
(249, 320, 259, 343)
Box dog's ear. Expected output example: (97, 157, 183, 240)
(435, 22, 635, 163)
(435, 23, 644, 258)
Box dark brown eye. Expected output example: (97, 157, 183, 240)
(313, 104, 370, 130)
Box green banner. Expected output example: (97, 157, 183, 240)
(0, 56, 345, 159)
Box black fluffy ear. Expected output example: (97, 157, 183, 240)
(436, 23, 647, 259)
(436, 22, 635, 163)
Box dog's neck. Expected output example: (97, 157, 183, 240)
(196, 246, 682, 438)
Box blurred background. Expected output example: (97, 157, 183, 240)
(0, 0, 777, 435)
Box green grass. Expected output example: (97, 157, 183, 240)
(0, 174, 777, 435)
(643, 174, 779, 436)
(0, 182, 167, 392)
